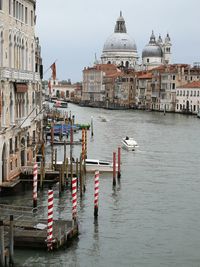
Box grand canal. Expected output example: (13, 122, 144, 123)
(3, 103, 200, 267)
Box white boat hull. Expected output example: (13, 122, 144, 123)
(121, 138, 138, 151)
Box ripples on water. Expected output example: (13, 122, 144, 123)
(5, 104, 200, 266)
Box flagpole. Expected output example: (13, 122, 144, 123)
(43, 59, 58, 77)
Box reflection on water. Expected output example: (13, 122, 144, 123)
(2, 103, 200, 267)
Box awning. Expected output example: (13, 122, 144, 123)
(15, 83, 28, 93)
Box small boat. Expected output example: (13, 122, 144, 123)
(85, 159, 117, 172)
(55, 159, 117, 173)
(53, 100, 68, 108)
(122, 136, 138, 151)
(99, 115, 108, 122)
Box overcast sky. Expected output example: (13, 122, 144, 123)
(36, 0, 200, 83)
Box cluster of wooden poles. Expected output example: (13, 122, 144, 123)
(0, 216, 14, 267)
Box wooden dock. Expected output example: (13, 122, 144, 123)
(0, 204, 78, 266)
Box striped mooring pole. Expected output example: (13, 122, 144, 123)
(82, 128, 85, 160)
(72, 177, 77, 221)
(33, 162, 38, 208)
(84, 128, 87, 159)
(94, 170, 99, 218)
(47, 189, 54, 250)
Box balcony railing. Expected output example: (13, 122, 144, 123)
(0, 67, 41, 82)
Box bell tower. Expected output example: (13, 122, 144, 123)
(163, 33, 172, 64)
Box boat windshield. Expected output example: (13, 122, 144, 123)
(99, 161, 110, 165)
(85, 160, 99, 165)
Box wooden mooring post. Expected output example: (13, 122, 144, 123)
(117, 147, 121, 178)
(0, 220, 5, 267)
(9, 215, 14, 266)
(113, 152, 116, 187)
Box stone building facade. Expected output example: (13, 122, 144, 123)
(0, 0, 43, 185)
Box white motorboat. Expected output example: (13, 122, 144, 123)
(55, 158, 117, 173)
(85, 159, 117, 172)
(122, 136, 138, 151)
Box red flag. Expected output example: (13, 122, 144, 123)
(48, 80, 51, 94)
(50, 62, 56, 80)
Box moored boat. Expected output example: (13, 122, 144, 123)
(53, 100, 68, 108)
(85, 159, 117, 172)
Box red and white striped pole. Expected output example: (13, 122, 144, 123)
(94, 170, 99, 218)
(82, 128, 85, 160)
(72, 177, 77, 221)
(33, 162, 38, 208)
(47, 189, 54, 251)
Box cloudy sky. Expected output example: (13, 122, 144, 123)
(36, 0, 200, 82)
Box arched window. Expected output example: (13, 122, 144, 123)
(31, 43, 34, 71)
(9, 34, 12, 68)
(21, 39, 24, 69)
(25, 41, 28, 70)
(0, 31, 3, 67)
(125, 61, 129, 68)
(10, 91, 14, 125)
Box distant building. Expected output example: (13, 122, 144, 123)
(176, 81, 200, 114)
(50, 79, 75, 102)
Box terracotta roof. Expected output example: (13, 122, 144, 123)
(138, 73, 152, 79)
(178, 81, 200, 88)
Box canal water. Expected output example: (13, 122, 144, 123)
(2, 103, 200, 267)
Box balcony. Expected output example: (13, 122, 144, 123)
(0, 67, 41, 82)
(16, 117, 31, 128)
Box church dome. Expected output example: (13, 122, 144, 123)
(103, 32, 137, 52)
(142, 31, 163, 58)
(101, 12, 138, 67)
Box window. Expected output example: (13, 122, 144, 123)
(25, 7, 27, 23)
(147, 58, 149, 63)
(194, 91, 196, 96)
(9, 138, 13, 154)
(190, 91, 193, 96)
(32, 130, 36, 143)
(173, 75, 175, 80)
(13, 0, 15, 16)
(9, 0, 11, 14)
(180, 91, 182, 96)
(21, 5, 24, 21)
(10, 161, 13, 171)
(172, 83, 175, 89)
(0, 0, 2, 10)
(197, 91, 199, 97)
(177, 104, 179, 110)
(31, 10, 33, 26)
(187, 91, 189, 96)
(183, 91, 185, 96)
(15, 136, 18, 152)
(177, 90, 179, 96)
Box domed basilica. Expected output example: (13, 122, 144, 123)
(101, 12, 172, 70)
